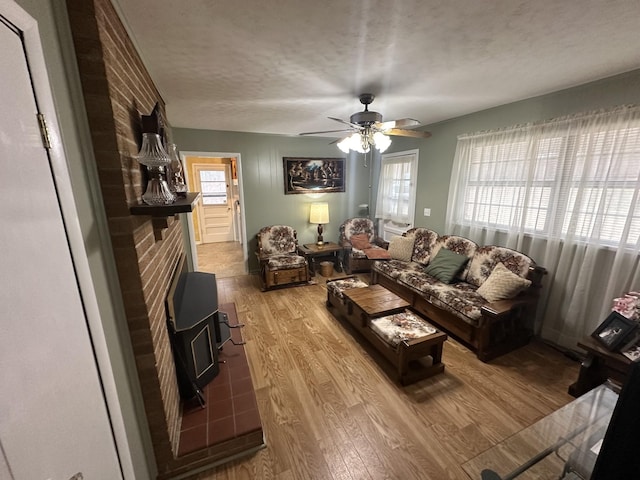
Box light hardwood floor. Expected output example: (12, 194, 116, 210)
(197, 241, 246, 278)
(194, 273, 580, 480)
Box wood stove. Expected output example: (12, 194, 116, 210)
(166, 256, 246, 405)
(166, 257, 220, 404)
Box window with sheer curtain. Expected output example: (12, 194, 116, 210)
(453, 114, 640, 247)
(446, 105, 640, 349)
(375, 150, 418, 225)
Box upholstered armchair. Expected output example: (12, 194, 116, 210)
(339, 217, 390, 274)
(255, 225, 309, 290)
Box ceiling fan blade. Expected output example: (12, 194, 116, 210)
(385, 128, 432, 138)
(376, 118, 422, 130)
(299, 128, 354, 136)
(328, 116, 363, 129)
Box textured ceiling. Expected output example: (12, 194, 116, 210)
(112, 0, 640, 137)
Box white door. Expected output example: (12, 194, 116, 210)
(0, 7, 123, 480)
(195, 164, 234, 243)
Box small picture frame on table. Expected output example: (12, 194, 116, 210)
(622, 339, 640, 362)
(591, 311, 637, 351)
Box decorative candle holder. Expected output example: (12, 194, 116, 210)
(167, 143, 188, 198)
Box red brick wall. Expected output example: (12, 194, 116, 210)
(66, 0, 183, 472)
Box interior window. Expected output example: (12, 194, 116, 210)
(199, 169, 228, 205)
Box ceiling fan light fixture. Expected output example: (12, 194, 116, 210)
(337, 131, 390, 154)
(357, 133, 371, 153)
(373, 132, 391, 153)
(338, 132, 370, 153)
(337, 135, 352, 153)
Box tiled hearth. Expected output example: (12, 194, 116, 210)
(176, 303, 264, 463)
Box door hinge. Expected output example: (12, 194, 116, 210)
(37, 113, 51, 149)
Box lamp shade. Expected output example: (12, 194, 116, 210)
(309, 202, 329, 224)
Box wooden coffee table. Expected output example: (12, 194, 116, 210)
(343, 284, 409, 325)
(341, 284, 447, 385)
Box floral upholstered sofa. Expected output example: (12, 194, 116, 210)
(371, 228, 546, 361)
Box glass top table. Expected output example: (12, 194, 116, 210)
(461, 384, 618, 480)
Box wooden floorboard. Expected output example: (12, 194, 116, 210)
(190, 273, 579, 480)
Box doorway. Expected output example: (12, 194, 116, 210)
(183, 152, 247, 278)
(193, 163, 234, 243)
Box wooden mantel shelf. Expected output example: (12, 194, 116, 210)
(130, 192, 200, 216)
(130, 192, 200, 240)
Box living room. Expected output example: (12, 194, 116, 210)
(4, 0, 640, 479)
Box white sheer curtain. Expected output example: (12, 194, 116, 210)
(375, 152, 416, 224)
(446, 105, 640, 349)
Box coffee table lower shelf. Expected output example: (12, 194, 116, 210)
(327, 282, 447, 385)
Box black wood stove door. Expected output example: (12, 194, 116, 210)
(169, 312, 219, 401)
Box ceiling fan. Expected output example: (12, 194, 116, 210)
(299, 93, 431, 153)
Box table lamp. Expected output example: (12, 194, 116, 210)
(309, 202, 329, 245)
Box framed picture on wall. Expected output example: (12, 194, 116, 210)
(283, 157, 345, 194)
(592, 311, 638, 351)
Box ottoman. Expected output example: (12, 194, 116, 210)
(326, 276, 368, 318)
(367, 308, 447, 384)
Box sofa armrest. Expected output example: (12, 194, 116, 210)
(372, 237, 389, 249)
(480, 298, 531, 317)
(528, 265, 547, 289)
(481, 295, 535, 318)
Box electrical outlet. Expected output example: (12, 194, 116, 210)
(423, 208, 431, 217)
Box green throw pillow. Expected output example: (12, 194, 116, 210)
(424, 248, 469, 284)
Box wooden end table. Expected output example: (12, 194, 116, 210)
(342, 284, 447, 385)
(298, 242, 345, 276)
(568, 335, 631, 397)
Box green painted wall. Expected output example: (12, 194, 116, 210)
(173, 129, 373, 270)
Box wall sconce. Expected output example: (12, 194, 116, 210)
(135, 133, 176, 205)
(309, 202, 330, 245)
